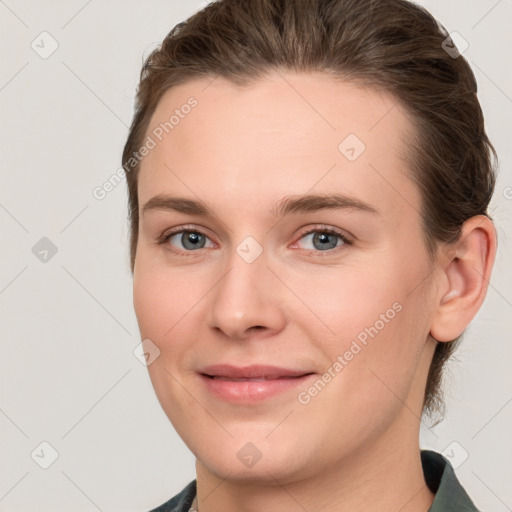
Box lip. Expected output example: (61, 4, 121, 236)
(198, 364, 316, 402)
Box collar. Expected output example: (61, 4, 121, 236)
(422, 450, 479, 511)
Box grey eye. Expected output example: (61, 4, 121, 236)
(299, 231, 344, 251)
(169, 231, 211, 250)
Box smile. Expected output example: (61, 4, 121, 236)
(198, 368, 316, 402)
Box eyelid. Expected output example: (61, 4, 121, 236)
(294, 224, 353, 242)
(159, 224, 213, 241)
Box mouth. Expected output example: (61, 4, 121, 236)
(198, 364, 316, 402)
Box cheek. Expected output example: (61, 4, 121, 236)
(133, 259, 219, 368)
(291, 259, 430, 398)
(132, 264, 202, 416)
(288, 263, 403, 347)
(133, 269, 169, 341)
(133, 262, 191, 353)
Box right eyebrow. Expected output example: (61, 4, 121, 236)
(270, 193, 380, 217)
(141, 195, 212, 217)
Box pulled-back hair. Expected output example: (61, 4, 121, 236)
(122, 0, 497, 419)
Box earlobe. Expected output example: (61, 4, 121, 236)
(429, 215, 497, 343)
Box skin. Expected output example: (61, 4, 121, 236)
(133, 71, 496, 512)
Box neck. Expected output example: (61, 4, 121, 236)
(194, 412, 435, 512)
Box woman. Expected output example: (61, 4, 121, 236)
(122, 0, 498, 510)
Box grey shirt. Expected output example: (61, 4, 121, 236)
(149, 450, 479, 511)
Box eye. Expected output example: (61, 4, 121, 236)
(161, 228, 214, 252)
(294, 226, 351, 252)
(158, 224, 351, 256)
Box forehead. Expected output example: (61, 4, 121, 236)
(138, 71, 420, 221)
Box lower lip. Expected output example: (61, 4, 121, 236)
(199, 373, 316, 402)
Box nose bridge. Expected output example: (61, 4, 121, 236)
(207, 236, 284, 338)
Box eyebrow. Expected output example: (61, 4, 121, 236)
(141, 193, 380, 218)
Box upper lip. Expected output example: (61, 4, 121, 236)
(200, 364, 313, 379)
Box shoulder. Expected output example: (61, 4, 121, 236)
(421, 450, 481, 511)
(148, 480, 197, 512)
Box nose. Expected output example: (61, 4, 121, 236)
(207, 243, 286, 341)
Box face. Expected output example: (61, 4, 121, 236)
(133, 71, 439, 484)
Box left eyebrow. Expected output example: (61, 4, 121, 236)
(270, 193, 380, 217)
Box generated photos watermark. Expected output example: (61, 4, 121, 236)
(92, 96, 198, 201)
(297, 301, 403, 405)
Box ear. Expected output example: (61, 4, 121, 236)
(429, 215, 497, 342)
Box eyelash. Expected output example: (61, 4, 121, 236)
(157, 224, 352, 258)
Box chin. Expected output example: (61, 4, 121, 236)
(193, 432, 313, 482)
(200, 453, 302, 484)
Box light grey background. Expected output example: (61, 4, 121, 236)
(0, 1, 511, 511)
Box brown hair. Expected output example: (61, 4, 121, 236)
(122, 0, 497, 419)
